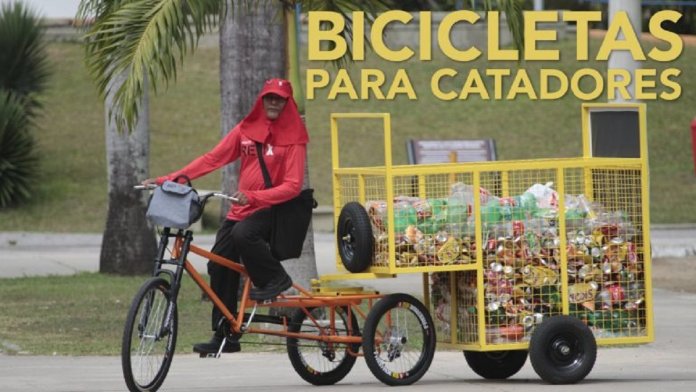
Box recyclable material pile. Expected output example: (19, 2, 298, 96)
(366, 182, 647, 341)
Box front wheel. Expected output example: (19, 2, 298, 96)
(464, 350, 528, 379)
(362, 293, 436, 386)
(287, 306, 360, 385)
(122, 277, 178, 392)
(529, 315, 596, 384)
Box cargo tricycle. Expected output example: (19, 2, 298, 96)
(122, 186, 436, 392)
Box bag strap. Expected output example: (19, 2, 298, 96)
(255, 142, 273, 190)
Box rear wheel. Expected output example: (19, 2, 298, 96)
(122, 278, 178, 392)
(337, 202, 373, 273)
(464, 350, 528, 379)
(287, 306, 360, 385)
(529, 315, 596, 384)
(362, 294, 436, 386)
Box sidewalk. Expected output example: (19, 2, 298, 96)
(0, 231, 428, 296)
(1, 225, 694, 279)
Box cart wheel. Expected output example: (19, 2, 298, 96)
(463, 350, 528, 379)
(362, 293, 436, 386)
(337, 202, 373, 273)
(529, 315, 597, 384)
(286, 306, 360, 385)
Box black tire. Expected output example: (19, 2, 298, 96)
(362, 294, 436, 386)
(337, 202, 373, 273)
(529, 315, 597, 384)
(287, 306, 360, 385)
(464, 350, 528, 379)
(122, 278, 178, 392)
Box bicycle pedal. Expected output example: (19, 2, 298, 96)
(199, 353, 218, 359)
(260, 297, 276, 304)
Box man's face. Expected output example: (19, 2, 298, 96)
(263, 93, 287, 120)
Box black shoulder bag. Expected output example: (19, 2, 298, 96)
(255, 142, 317, 260)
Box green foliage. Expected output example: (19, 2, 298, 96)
(0, 1, 51, 114)
(0, 273, 281, 355)
(0, 91, 37, 207)
(78, 0, 522, 130)
(77, 0, 225, 132)
(0, 1, 49, 207)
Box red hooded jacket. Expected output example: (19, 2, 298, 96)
(157, 79, 308, 221)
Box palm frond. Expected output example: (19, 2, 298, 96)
(0, 1, 51, 115)
(482, 0, 525, 52)
(0, 89, 37, 208)
(83, 0, 225, 132)
(76, 0, 129, 21)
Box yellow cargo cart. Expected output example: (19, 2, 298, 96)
(322, 105, 653, 384)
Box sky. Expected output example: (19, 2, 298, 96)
(1, 0, 82, 19)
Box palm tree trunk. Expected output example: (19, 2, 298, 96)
(218, 1, 317, 290)
(283, 5, 318, 290)
(218, 0, 286, 214)
(100, 71, 156, 275)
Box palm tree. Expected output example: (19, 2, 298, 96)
(0, 1, 50, 208)
(78, 0, 524, 279)
(77, 0, 169, 274)
(0, 91, 36, 208)
(0, 1, 50, 113)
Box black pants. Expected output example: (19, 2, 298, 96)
(208, 208, 286, 331)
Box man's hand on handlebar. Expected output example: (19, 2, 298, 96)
(231, 191, 248, 206)
(141, 178, 158, 187)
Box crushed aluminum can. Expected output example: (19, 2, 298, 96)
(488, 262, 504, 273)
(522, 265, 559, 287)
(436, 237, 460, 264)
(512, 220, 525, 237)
(569, 283, 598, 304)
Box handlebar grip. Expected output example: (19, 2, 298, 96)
(133, 184, 157, 190)
(213, 193, 239, 202)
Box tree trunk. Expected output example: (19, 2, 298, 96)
(218, 0, 286, 215)
(283, 143, 319, 291)
(219, 1, 318, 290)
(100, 71, 156, 275)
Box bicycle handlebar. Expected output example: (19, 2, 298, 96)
(133, 185, 239, 203)
(211, 193, 239, 202)
(133, 184, 157, 190)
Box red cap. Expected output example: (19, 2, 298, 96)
(260, 78, 293, 99)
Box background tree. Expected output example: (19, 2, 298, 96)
(0, 1, 50, 208)
(78, 0, 524, 281)
(0, 91, 36, 208)
(78, 1, 229, 275)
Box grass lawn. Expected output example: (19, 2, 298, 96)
(0, 36, 694, 233)
(0, 273, 287, 355)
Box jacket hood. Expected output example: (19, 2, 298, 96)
(239, 78, 308, 146)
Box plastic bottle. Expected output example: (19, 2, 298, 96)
(481, 198, 502, 225)
(393, 200, 417, 234)
(447, 192, 468, 236)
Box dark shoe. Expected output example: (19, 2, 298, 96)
(193, 333, 240, 355)
(249, 273, 292, 301)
